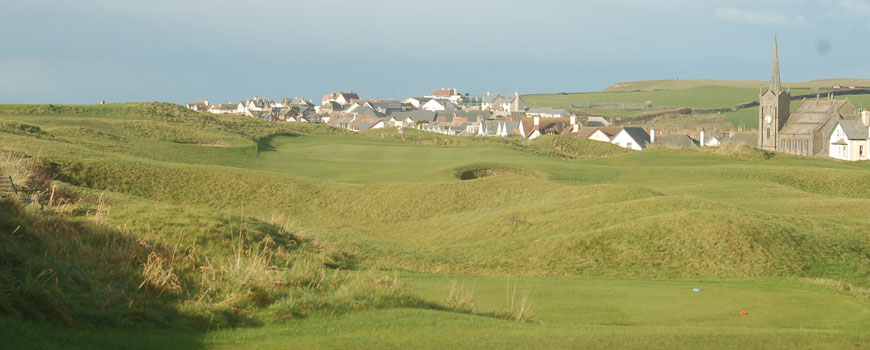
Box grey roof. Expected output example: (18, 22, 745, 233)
(836, 120, 869, 140)
(370, 100, 402, 110)
(502, 121, 520, 133)
(343, 104, 380, 116)
(425, 99, 458, 110)
(780, 99, 854, 135)
(446, 110, 490, 122)
(482, 94, 502, 103)
(388, 110, 437, 122)
(482, 120, 499, 135)
(620, 127, 651, 147)
(355, 122, 377, 130)
(654, 135, 699, 148)
(586, 116, 610, 127)
(285, 97, 311, 106)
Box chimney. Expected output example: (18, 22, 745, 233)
(650, 128, 656, 144)
(700, 130, 706, 147)
(533, 116, 540, 128)
(862, 109, 870, 126)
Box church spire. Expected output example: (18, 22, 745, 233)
(770, 37, 782, 94)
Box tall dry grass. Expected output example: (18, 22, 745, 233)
(0, 150, 34, 187)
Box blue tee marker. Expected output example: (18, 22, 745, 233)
(693, 288, 701, 292)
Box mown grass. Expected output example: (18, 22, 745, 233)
(2, 102, 870, 348)
(5, 276, 869, 349)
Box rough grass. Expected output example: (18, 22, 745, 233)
(701, 142, 772, 160)
(0, 196, 438, 328)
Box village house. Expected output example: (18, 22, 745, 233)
(516, 116, 572, 140)
(481, 92, 501, 111)
(425, 88, 464, 104)
(526, 108, 572, 119)
(322, 91, 361, 106)
(343, 103, 382, 118)
(387, 110, 438, 125)
(828, 109, 870, 161)
(186, 100, 212, 112)
(495, 92, 526, 115)
(243, 97, 274, 112)
(421, 99, 458, 112)
(318, 101, 344, 115)
(587, 127, 623, 142)
(611, 127, 651, 150)
(368, 100, 403, 115)
(208, 103, 241, 115)
(403, 97, 432, 109)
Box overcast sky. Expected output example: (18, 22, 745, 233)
(1, 0, 869, 104)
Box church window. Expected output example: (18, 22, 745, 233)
(766, 127, 771, 140)
(861, 145, 864, 156)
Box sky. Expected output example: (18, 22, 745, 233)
(1, 0, 870, 104)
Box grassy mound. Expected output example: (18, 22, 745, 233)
(529, 135, 630, 159)
(0, 194, 437, 328)
(702, 142, 772, 160)
(0, 121, 53, 139)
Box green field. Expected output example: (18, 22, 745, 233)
(2, 103, 870, 349)
(525, 78, 870, 130)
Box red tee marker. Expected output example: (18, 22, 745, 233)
(740, 311, 747, 316)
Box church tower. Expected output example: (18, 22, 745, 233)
(758, 38, 791, 151)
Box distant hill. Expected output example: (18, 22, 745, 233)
(603, 78, 870, 92)
(524, 78, 870, 130)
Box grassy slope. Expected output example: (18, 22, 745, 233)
(2, 103, 870, 348)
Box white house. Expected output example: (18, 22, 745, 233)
(403, 97, 431, 109)
(496, 92, 525, 114)
(208, 103, 241, 115)
(828, 118, 869, 161)
(611, 127, 650, 150)
(526, 108, 571, 118)
(186, 100, 212, 112)
(587, 127, 621, 142)
(425, 88, 463, 104)
(243, 97, 273, 113)
(421, 99, 457, 112)
(517, 116, 542, 140)
(481, 92, 502, 111)
(322, 91, 361, 106)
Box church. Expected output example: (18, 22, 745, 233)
(757, 40, 859, 156)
